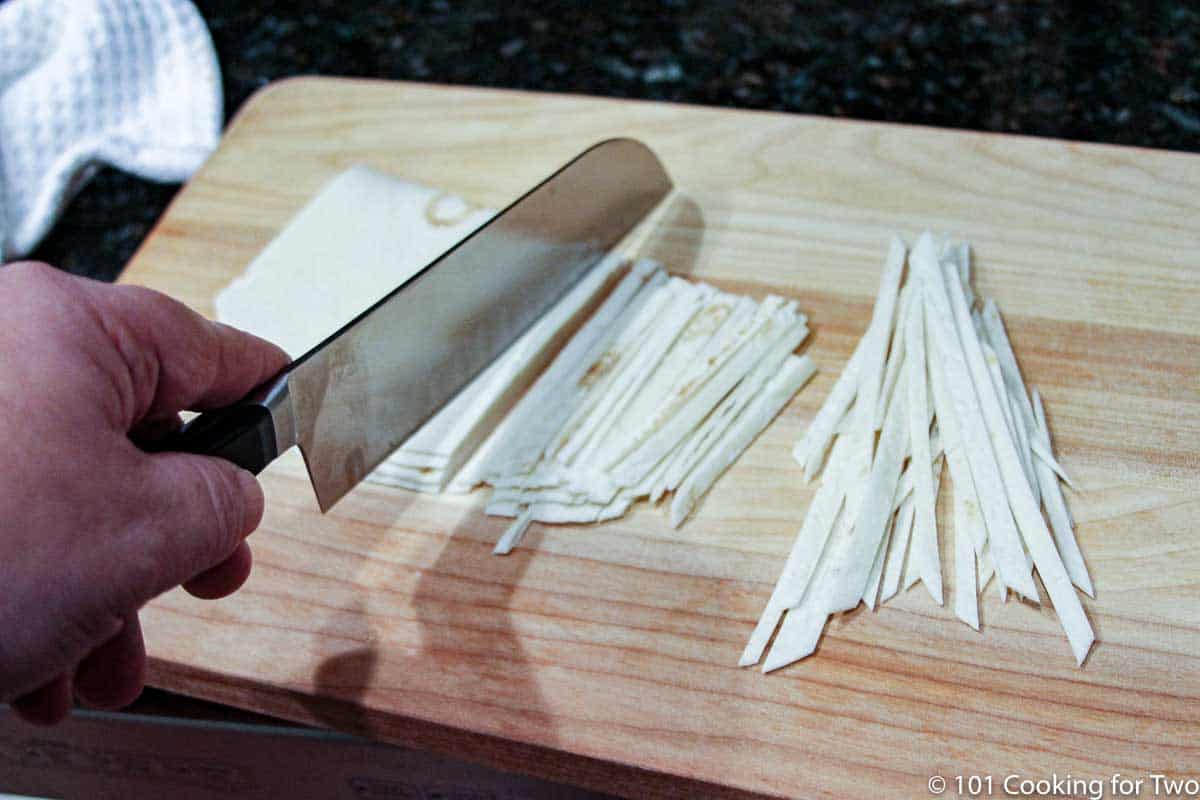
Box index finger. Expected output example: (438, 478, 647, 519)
(85, 282, 291, 425)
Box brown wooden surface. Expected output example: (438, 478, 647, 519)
(120, 78, 1200, 800)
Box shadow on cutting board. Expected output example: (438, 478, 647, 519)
(630, 192, 710, 280)
(297, 192, 718, 757)
(296, 488, 559, 756)
(291, 486, 415, 739)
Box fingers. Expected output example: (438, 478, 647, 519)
(123, 453, 265, 602)
(81, 281, 290, 427)
(74, 615, 146, 710)
(13, 618, 147, 719)
(184, 540, 253, 599)
(11, 674, 73, 725)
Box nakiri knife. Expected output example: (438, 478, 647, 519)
(155, 138, 673, 512)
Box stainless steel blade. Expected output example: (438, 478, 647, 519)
(283, 138, 672, 511)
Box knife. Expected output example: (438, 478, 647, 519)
(155, 138, 673, 512)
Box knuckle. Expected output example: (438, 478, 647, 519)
(2, 261, 62, 295)
(132, 456, 250, 594)
(109, 282, 169, 312)
(116, 285, 218, 400)
(189, 460, 248, 554)
(7, 260, 56, 278)
(115, 552, 167, 608)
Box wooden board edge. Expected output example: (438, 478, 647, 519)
(232, 75, 1200, 164)
(146, 657, 778, 800)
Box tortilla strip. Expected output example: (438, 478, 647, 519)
(915, 234, 1038, 601)
(940, 254, 1094, 664)
(671, 355, 816, 526)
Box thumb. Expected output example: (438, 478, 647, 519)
(125, 452, 266, 603)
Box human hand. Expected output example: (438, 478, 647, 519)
(0, 262, 289, 723)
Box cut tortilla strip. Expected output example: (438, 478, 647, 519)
(660, 317, 809, 499)
(914, 234, 1038, 601)
(741, 490, 845, 667)
(854, 236, 908, 440)
(671, 355, 816, 526)
(739, 434, 855, 667)
(751, 229, 1090, 664)
(861, 514, 892, 610)
(368, 461, 445, 485)
(486, 263, 667, 478)
(625, 295, 782, 453)
(380, 450, 450, 470)
(494, 508, 534, 555)
(977, 543, 996, 594)
(827, 364, 911, 613)
(879, 492, 916, 604)
(891, 461, 916, 512)
(1006, 383, 1041, 507)
(445, 408, 522, 493)
(739, 603, 787, 668)
(1032, 388, 1094, 597)
(548, 277, 696, 463)
(488, 494, 632, 525)
(761, 502, 859, 672)
(890, 428, 943, 513)
(875, 282, 915, 430)
(771, 433, 856, 612)
(480, 261, 666, 478)
(940, 251, 1094, 665)
(611, 301, 786, 487)
(489, 483, 604, 507)
(954, 486, 980, 630)
(978, 299, 1064, 499)
(1029, 438, 1078, 490)
(795, 341, 864, 478)
(981, 338, 1038, 498)
(486, 276, 815, 550)
(741, 479, 848, 668)
(583, 289, 741, 469)
(603, 295, 772, 484)
(979, 298, 1034, 423)
(905, 293, 943, 606)
(899, 455, 944, 601)
(925, 310, 987, 559)
(1030, 391, 1073, 532)
(554, 280, 709, 467)
(761, 601, 829, 674)
(901, 540, 922, 591)
(604, 299, 801, 477)
(363, 473, 446, 493)
(941, 240, 973, 306)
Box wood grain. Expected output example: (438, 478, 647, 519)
(120, 78, 1200, 799)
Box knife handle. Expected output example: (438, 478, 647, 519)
(151, 405, 279, 474)
(144, 373, 294, 475)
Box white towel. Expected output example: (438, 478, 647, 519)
(0, 0, 221, 261)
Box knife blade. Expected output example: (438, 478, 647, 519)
(156, 138, 673, 511)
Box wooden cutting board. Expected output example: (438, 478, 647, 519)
(120, 78, 1200, 799)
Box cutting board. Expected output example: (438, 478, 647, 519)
(120, 78, 1200, 800)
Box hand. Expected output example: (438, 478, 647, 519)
(0, 262, 289, 724)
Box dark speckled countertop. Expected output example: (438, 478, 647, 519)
(29, 1, 1200, 282)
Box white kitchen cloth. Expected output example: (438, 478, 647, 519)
(0, 0, 221, 261)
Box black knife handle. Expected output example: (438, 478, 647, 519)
(149, 404, 279, 475)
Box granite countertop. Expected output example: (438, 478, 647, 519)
(30, 1, 1199, 282)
